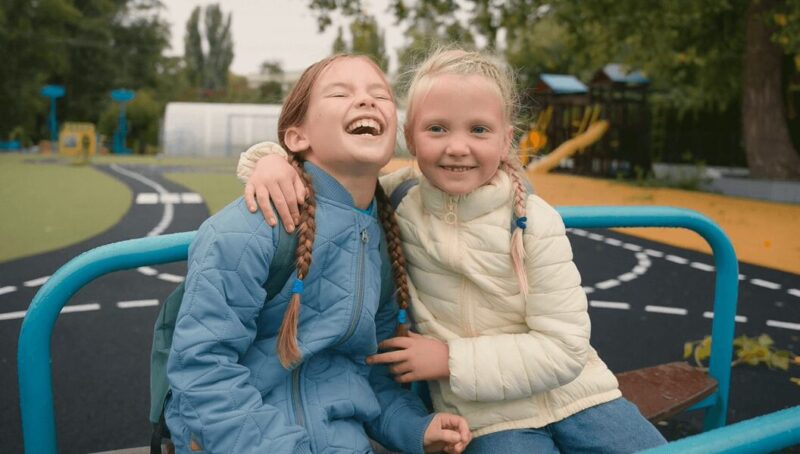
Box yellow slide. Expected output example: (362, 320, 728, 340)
(528, 120, 609, 174)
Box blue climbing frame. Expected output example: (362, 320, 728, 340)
(17, 207, 800, 453)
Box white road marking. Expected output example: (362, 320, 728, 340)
(595, 279, 620, 290)
(160, 193, 181, 204)
(111, 164, 174, 237)
(751, 279, 781, 290)
(623, 243, 643, 251)
(587, 233, 605, 241)
(739, 274, 747, 281)
(136, 193, 159, 204)
(666, 255, 689, 265)
(645, 305, 688, 315)
(137, 266, 159, 276)
(645, 249, 664, 258)
(117, 299, 159, 309)
(0, 310, 27, 321)
(571, 229, 588, 237)
(703, 311, 748, 323)
(618, 272, 638, 282)
(766, 320, 800, 331)
(158, 273, 184, 283)
(23, 276, 50, 287)
(788, 289, 800, 298)
(583, 286, 595, 294)
(590, 300, 631, 310)
(181, 193, 203, 203)
(632, 265, 648, 275)
(604, 238, 623, 246)
(690, 262, 715, 272)
(61, 303, 100, 313)
(0, 286, 17, 296)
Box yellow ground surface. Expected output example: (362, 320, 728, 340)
(383, 159, 800, 275)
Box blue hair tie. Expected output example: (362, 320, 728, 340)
(397, 308, 408, 324)
(515, 216, 528, 230)
(291, 278, 304, 295)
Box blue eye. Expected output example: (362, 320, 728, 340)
(472, 126, 489, 134)
(428, 125, 445, 133)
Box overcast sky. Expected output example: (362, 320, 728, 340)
(161, 0, 406, 75)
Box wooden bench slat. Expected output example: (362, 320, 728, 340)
(615, 361, 718, 423)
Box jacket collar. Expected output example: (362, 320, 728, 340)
(420, 170, 512, 223)
(304, 161, 376, 213)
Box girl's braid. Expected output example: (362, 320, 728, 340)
(276, 155, 317, 368)
(374, 184, 411, 337)
(503, 159, 530, 296)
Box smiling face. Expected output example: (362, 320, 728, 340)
(284, 57, 397, 179)
(408, 73, 512, 196)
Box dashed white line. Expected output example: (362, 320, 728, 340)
(739, 274, 747, 281)
(117, 299, 159, 309)
(623, 243, 643, 252)
(666, 255, 689, 265)
(595, 279, 621, 290)
(571, 229, 588, 237)
(587, 233, 605, 241)
(645, 305, 688, 315)
(111, 164, 173, 237)
(137, 266, 159, 276)
(583, 286, 595, 294)
(158, 273, 184, 283)
(0, 286, 17, 296)
(23, 276, 50, 287)
(690, 262, 715, 272)
(751, 279, 781, 290)
(632, 265, 648, 275)
(160, 193, 181, 204)
(618, 272, 638, 282)
(61, 303, 101, 313)
(703, 311, 748, 323)
(604, 238, 623, 246)
(590, 300, 631, 310)
(788, 289, 800, 298)
(645, 249, 664, 258)
(136, 193, 159, 204)
(0, 310, 26, 321)
(766, 320, 800, 331)
(181, 193, 203, 204)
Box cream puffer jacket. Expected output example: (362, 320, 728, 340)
(238, 144, 621, 437)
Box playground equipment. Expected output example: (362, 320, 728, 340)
(58, 122, 97, 159)
(18, 207, 798, 453)
(111, 89, 135, 154)
(528, 119, 610, 173)
(40, 85, 65, 146)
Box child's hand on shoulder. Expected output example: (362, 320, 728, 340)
(366, 332, 450, 382)
(244, 153, 306, 232)
(424, 412, 472, 453)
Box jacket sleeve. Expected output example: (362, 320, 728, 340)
(447, 195, 591, 402)
(236, 141, 288, 183)
(364, 275, 434, 454)
(167, 200, 311, 453)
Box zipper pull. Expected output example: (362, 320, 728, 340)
(444, 196, 457, 225)
(361, 229, 369, 243)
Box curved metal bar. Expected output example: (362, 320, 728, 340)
(17, 232, 195, 454)
(641, 406, 800, 453)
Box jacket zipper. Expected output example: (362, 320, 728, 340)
(337, 227, 369, 345)
(445, 196, 476, 336)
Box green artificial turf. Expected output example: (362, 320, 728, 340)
(0, 153, 131, 263)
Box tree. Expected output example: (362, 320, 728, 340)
(332, 26, 348, 54)
(304, 0, 800, 179)
(258, 60, 285, 103)
(328, 15, 389, 72)
(184, 4, 234, 94)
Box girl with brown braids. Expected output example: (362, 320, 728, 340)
(164, 54, 471, 454)
(238, 48, 667, 453)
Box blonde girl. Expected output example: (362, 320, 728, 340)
(166, 54, 470, 454)
(239, 49, 666, 453)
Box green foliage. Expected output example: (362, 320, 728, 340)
(184, 4, 234, 93)
(329, 15, 389, 72)
(98, 89, 161, 154)
(684, 334, 800, 385)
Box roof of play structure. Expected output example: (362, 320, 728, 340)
(537, 74, 589, 95)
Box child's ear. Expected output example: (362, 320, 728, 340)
(284, 126, 310, 153)
(404, 124, 416, 157)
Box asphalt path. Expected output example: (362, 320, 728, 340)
(1, 165, 798, 452)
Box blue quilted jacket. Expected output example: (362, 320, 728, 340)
(165, 162, 433, 453)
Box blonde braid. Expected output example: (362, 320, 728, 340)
(375, 184, 411, 337)
(276, 156, 317, 368)
(503, 160, 529, 296)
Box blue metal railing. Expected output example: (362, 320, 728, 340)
(18, 207, 794, 453)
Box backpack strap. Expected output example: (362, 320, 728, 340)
(389, 178, 419, 210)
(264, 218, 298, 298)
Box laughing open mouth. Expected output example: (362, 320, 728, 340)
(346, 117, 383, 136)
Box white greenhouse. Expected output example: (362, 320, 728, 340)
(161, 102, 409, 156)
(162, 102, 282, 156)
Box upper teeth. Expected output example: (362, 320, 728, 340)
(346, 118, 381, 134)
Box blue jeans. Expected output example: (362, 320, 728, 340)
(464, 398, 667, 453)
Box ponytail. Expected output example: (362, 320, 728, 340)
(375, 184, 411, 337)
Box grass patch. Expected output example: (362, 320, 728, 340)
(164, 172, 242, 214)
(0, 153, 131, 263)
